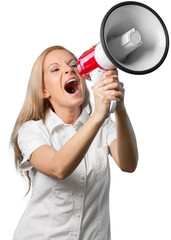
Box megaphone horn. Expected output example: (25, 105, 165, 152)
(77, 1, 169, 77)
(77, 1, 169, 112)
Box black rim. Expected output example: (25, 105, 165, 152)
(100, 1, 169, 75)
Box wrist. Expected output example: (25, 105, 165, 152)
(91, 112, 106, 125)
(115, 101, 127, 116)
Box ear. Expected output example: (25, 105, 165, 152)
(43, 89, 50, 99)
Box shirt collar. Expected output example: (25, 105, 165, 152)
(45, 108, 90, 133)
(74, 107, 90, 131)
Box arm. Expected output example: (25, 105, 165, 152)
(30, 70, 117, 179)
(96, 70, 138, 172)
(30, 69, 138, 178)
(30, 113, 105, 179)
(110, 104, 138, 172)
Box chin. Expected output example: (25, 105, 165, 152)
(68, 97, 85, 108)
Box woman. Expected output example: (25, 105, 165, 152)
(11, 45, 138, 240)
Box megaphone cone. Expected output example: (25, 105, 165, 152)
(77, 1, 169, 78)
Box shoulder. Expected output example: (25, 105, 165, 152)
(19, 119, 44, 130)
(18, 119, 46, 136)
(17, 119, 50, 146)
(17, 119, 50, 161)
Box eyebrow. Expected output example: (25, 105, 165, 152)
(48, 59, 77, 69)
(68, 58, 77, 64)
(48, 62, 59, 69)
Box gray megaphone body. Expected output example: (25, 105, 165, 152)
(77, 1, 169, 113)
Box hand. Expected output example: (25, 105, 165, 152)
(92, 69, 125, 120)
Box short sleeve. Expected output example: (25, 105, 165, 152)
(104, 117, 117, 146)
(17, 121, 49, 171)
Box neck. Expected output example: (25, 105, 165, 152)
(53, 106, 81, 125)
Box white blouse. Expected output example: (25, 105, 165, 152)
(13, 108, 117, 240)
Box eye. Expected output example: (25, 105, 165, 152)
(51, 68, 59, 72)
(69, 60, 77, 68)
(71, 64, 77, 68)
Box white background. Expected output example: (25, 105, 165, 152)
(0, 0, 170, 239)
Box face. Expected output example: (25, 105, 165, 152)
(43, 49, 86, 111)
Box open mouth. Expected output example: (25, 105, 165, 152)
(64, 78, 79, 94)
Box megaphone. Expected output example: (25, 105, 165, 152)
(77, 1, 169, 112)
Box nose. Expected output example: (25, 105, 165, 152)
(64, 65, 75, 75)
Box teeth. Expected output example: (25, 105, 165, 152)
(66, 79, 77, 85)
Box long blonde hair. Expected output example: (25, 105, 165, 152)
(10, 45, 90, 194)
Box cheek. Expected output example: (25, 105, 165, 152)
(44, 75, 61, 95)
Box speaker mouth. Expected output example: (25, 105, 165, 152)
(100, 1, 169, 75)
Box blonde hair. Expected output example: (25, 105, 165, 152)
(10, 45, 90, 194)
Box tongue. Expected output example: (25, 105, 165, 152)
(65, 81, 77, 94)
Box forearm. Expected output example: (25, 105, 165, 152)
(53, 113, 104, 179)
(114, 106, 138, 172)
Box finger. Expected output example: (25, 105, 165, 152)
(120, 82, 124, 87)
(105, 69, 118, 77)
(106, 89, 123, 97)
(99, 82, 119, 91)
(103, 90, 121, 102)
(97, 75, 118, 87)
(118, 82, 124, 91)
(100, 80, 125, 99)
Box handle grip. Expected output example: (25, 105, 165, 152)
(90, 68, 116, 113)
